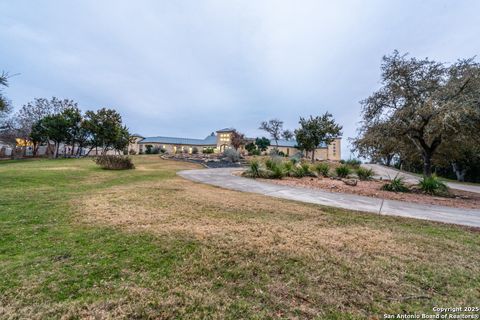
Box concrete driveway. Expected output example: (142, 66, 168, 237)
(362, 163, 480, 194)
(178, 168, 480, 228)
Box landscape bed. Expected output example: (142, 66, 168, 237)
(1, 156, 479, 319)
(260, 176, 480, 209)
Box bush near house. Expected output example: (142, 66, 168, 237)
(244, 158, 261, 178)
(418, 175, 448, 195)
(297, 162, 315, 177)
(356, 167, 374, 180)
(94, 155, 135, 170)
(192, 147, 199, 154)
(283, 160, 295, 177)
(335, 165, 351, 178)
(314, 162, 330, 177)
(203, 147, 214, 154)
(223, 149, 241, 162)
(381, 175, 409, 192)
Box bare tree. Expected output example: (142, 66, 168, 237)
(259, 119, 283, 148)
(0, 119, 19, 158)
(282, 129, 294, 141)
(15, 97, 77, 155)
(230, 130, 246, 150)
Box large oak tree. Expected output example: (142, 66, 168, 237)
(359, 51, 480, 176)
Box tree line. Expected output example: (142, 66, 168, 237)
(0, 95, 130, 158)
(352, 51, 480, 181)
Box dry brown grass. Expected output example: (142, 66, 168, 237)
(3, 157, 478, 319)
(79, 177, 400, 257)
(73, 163, 480, 318)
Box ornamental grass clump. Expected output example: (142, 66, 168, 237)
(335, 165, 351, 178)
(283, 160, 295, 177)
(381, 175, 409, 192)
(94, 155, 135, 170)
(245, 159, 261, 178)
(356, 167, 374, 181)
(418, 175, 448, 195)
(264, 157, 285, 179)
(268, 163, 285, 179)
(291, 162, 315, 178)
(314, 162, 330, 177)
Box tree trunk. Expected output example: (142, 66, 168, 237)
(422, 151, 433, 177)
(46, 142, 54, 158)
(385, 154, 393, 167)
(452, 163, 467, 182)
(311, 149, 315, 163)
(86, 146, 94, 156)
(54, 142, 59, 159)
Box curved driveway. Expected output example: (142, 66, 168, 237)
(363, 164, 480, 194)
(178, 168, 480, 228)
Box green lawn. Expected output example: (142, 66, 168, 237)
(0, 156, 479, 319)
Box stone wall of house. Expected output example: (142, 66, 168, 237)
(134, 142, 218, 154)
(129, 135, 342, 160)
(266, 138, 341, 160)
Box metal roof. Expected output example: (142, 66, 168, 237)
(130, 133, 144, 138)
(139, 134, 217, 146)
(272, 139, 327, 148)
(216, 127, 236, 133)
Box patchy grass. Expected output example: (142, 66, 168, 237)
(0, 156, 479, 319)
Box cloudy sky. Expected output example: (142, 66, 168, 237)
(1, 0, 479, 157)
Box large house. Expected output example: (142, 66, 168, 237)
(129, 128, 341, 161)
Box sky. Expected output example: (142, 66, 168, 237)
(1, 0, 479, 158)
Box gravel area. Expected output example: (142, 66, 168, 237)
(260, 176, 480, 209)
(161, 154, 246, 168)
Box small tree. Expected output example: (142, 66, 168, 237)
(0, 71, 10, 113)
(231, 130, 246, 150)
(294, 112, 342, 162)
(29, 119, 48, 156)
(259, 119, 283, 148)
(0, 119, 19, 158)
(245, 142, 257, 154)
(62, 107, 83, 155)
(255, 137, 270, 152)
(282, 129, 294, 141)
(38, 114, 69, 158)
(83, 108, 130, 155)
